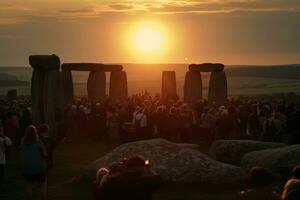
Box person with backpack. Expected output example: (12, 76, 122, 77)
(0, 122, 12, 190)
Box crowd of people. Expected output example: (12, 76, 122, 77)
(66, 93, 300, 145)
(0, 94, 300, 199)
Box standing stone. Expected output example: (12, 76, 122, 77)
(109, 71, 128, 101)
(31, 69, 46, 125)
(162, 71, 177, 100)
(87, 71, 106, 102)
(29, 54, 60, 70)
(184, 71, 202, 103)
(43, 70, 62, 137)
(208, 71, 227, 105)
(61, 70, 74, 108)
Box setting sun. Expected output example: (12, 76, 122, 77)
(125, 22, 170, 62)
(133, 27, 163, 53)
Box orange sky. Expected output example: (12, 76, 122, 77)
(0, 0, 300, 65)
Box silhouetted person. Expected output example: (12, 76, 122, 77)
(282, 165, 300, 200)
(237, 166, 280, 200)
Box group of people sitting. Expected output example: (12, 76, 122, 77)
(92, 161, 300, 200)
(92, 155, 163, 200)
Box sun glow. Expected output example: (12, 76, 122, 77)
(133, 27, 163, 53)
(126, 22, 170, 62)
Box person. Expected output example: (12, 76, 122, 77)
(133, 107, 147, 140)
(102, 155, 163, 200)
(37, 124, 55, 175)
(20, 125, 48, 200)
(237, 166, 280, 200)
(106, 107, 120, 141)
(282, 165, 300, 200)
(0, 122, 12, 190)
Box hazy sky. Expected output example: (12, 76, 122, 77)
(1, 0, 300, 66)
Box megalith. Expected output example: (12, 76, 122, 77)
(61, 70, 74, 108)
(208, 71, 228, 105)
(29, 54, 62, 137)
(109, 71, 128, 101)
(162, 71, 177, 100)
(43, 70, 63, 137)
(87, 71, 106, 102)
(189, 63, 224, 72)
(184, 71, 202, 103)
(31, 69, 46, 124)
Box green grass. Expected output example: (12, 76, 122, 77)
(1, 138, 238, 200)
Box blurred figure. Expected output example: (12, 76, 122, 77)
(282, 165, 300, 200)
(20, 125, 47, 200)
(0, 123, 12, 190)
(37, 124, 55, 176)
(133, 107, 147, 140)
(237, 166, 280, 200)
(106, 107, 120, 141)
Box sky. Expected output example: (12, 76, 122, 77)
(0, 0, 300, 66)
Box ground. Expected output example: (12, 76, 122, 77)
(1, 138, 239, 200)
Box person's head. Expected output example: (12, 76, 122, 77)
(126, 155, 147, 172)
(109, 162, 125, 176)
(292, 165, 300, 180)
(95, 168, 109, 185)
(248, 166, 274, 188)
(37, 123, 49, 136)
(23, 125, 38, 145)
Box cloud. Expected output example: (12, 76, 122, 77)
(109, 4, 135, 10)
(1, 0, 300, 25)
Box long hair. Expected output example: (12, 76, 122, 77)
(23, 125, 38, 145)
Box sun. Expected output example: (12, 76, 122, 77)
(133, 27, 163, 53)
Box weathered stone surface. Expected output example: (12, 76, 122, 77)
(87, 71, 106, 102)
(109, 71, 128, 101)
(241, 144, 300, 174)
(189, 63, 224, 72)
(61, 63, 123, 71)
(79, 139, 241, 185)
(208, 71, 227, 105)
(209, 140, 286, 165)
(31, 69, 45, 124)
(43, 70, 63, 137)
(184, 71, 202, 103)
(162, 71, 177, 100)
(60, 70, 74, 108)
(29, 54, 60, 70)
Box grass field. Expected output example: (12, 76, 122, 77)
(1, 138, 240, 200)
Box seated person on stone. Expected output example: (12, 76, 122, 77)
(237, 166, 280, 200)
(282, 165, 300, 200)
(101, 155, 163, 200)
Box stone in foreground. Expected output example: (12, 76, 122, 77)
(209, 140, 286, 166)
(189, 63, 224, 72)
(241, 144, 300, 174)
(78, 139, 241, 185)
